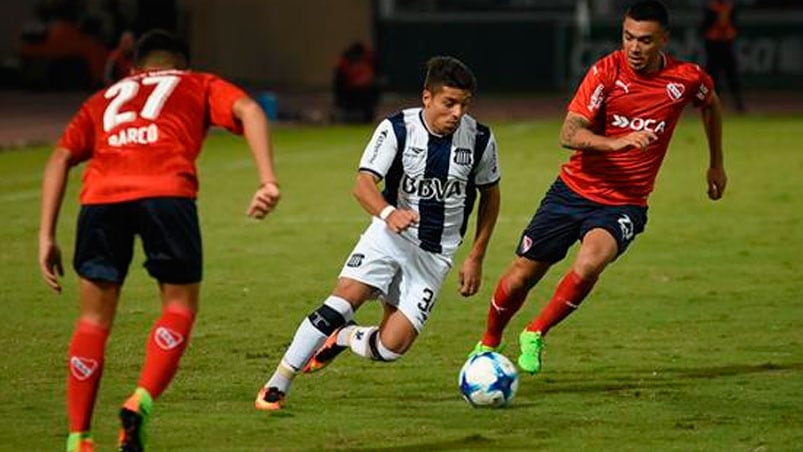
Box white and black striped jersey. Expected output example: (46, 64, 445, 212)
(358, 108, 500, 260)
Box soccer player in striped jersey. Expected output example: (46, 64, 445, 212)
(256, 56, 501, 411)
(470, 0, 728, 375)
(39, 30, 281, 451)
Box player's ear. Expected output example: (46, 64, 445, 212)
(422, 89, 433, 107)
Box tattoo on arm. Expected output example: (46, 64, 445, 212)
(561, 115, 592, 150)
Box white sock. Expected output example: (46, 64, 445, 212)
(336, 325, 357, 346)
(271, 296, 355, 393)
(266, 360, 297, 393)
(347, 326, 379, 359)
(376, 337, 402, 361)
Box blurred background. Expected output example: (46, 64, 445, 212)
(0, 0, 801, 146)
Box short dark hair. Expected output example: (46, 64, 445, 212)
(423, 56, 477, 94)
(626, 0, 670, 29)
(134, 29, 190, 68)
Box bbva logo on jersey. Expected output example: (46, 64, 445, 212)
(401, 174, 464, 201)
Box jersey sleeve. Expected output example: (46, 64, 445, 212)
(567, 60, 612, 122)
(358, 119, 398, 180)
(206, 75, 248, 134)
(57, 103, 95, 162)
(691, 65, 715, 108)
(475, 131, 500, 187)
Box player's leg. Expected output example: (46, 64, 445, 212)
(476, 178, 579, 354)
(346, 304, 418, 360)
(476, 257, 551, 353)
(256, 278, 370, 410)
(68, 203, 134, 451)
(340, 244, 450, 362)
(119, 198, 201, 450)
(67, 279, 121, 452)
(520, 204, 647, 374)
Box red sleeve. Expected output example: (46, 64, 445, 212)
(206, 75, 248, 134)
(691, 65, 715, 108)
(57, 103, 95, 162)
(567, 57, 614, 122)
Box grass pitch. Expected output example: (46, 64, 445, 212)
(0, 113, 801, 451)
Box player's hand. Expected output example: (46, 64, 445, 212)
(385, 209, 419, 233)
(458, 257, 482, 297)
(706, 166, 727, 200)
(612, 130, 657, 152)
(247, 182, 281, 219)
(39, 239, 64, 293)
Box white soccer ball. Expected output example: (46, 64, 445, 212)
(458, 351, 519, 407)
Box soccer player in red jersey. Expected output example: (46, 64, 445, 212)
(470, 0, 727, 375)
(38, 30, 281, 452)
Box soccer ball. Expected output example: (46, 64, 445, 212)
(458, 351, 519, 407)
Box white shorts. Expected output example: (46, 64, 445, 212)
(339, 218, 451, 332)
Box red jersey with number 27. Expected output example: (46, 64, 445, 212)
(58, 69, 247, 204)
(561, 50, 714, 206)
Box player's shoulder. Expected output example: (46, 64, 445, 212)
(588, 50, 624, 78)
(663, 54, 709, 81)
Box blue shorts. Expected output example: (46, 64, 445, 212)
(516, 178, 648, 263)
(73, 197, 202, 284)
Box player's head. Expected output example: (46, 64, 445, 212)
(134, 30, 190, 70)
(622, 1, 669, 73)
(422, 56, 476, 135)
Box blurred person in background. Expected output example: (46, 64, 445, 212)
(333, 41, 381, 123)
(701, 0, 746, 112)
(103, 30, 135, 85)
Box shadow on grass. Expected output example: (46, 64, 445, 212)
(533, 361, 803, 396)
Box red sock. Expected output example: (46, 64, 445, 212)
(527, 270, 597, 336)
(137, 303, 196, 399)
(67, 320, 110, 432)
(481, 277, 528, 347)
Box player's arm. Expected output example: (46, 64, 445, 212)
(560, 111, 656, 152)
(38, 147, 75, 293)
(458, 183, 500, 297)
(700, 91, 727, 200)
(353, 171, 418, 233)
(232, 96, 281, 219)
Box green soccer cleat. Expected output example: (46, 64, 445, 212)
(468, 341, 506, 358)
(66, 432, 95, 452)
(118, 387, 153, 452)
(517, 330, 544, 374)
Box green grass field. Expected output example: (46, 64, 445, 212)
(1, 113, 801, 451)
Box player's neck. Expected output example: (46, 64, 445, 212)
(420, 111, 445, 137)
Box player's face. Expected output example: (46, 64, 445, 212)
(422, 85, 472, 135)
(622, 17, 668, 73)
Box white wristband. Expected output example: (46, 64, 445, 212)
(379, 205, 396, 221)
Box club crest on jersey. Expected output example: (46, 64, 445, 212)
(347, 253, 365, 268)
(666, 83, 685, 102)
(70, 356, 98, 381)
(453, 147, 473, 166)
(154, 327, 184, 351)
(401, 174, 463, 201)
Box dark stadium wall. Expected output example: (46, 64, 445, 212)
(181, 0, 373, 90)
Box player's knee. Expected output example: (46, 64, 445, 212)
(307, 296, 354, 336)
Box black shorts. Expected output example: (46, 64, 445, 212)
(516, 178, 648, 263)
(73, 197, 202, 284)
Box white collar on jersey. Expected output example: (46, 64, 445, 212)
(419, 110, 446, 138)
